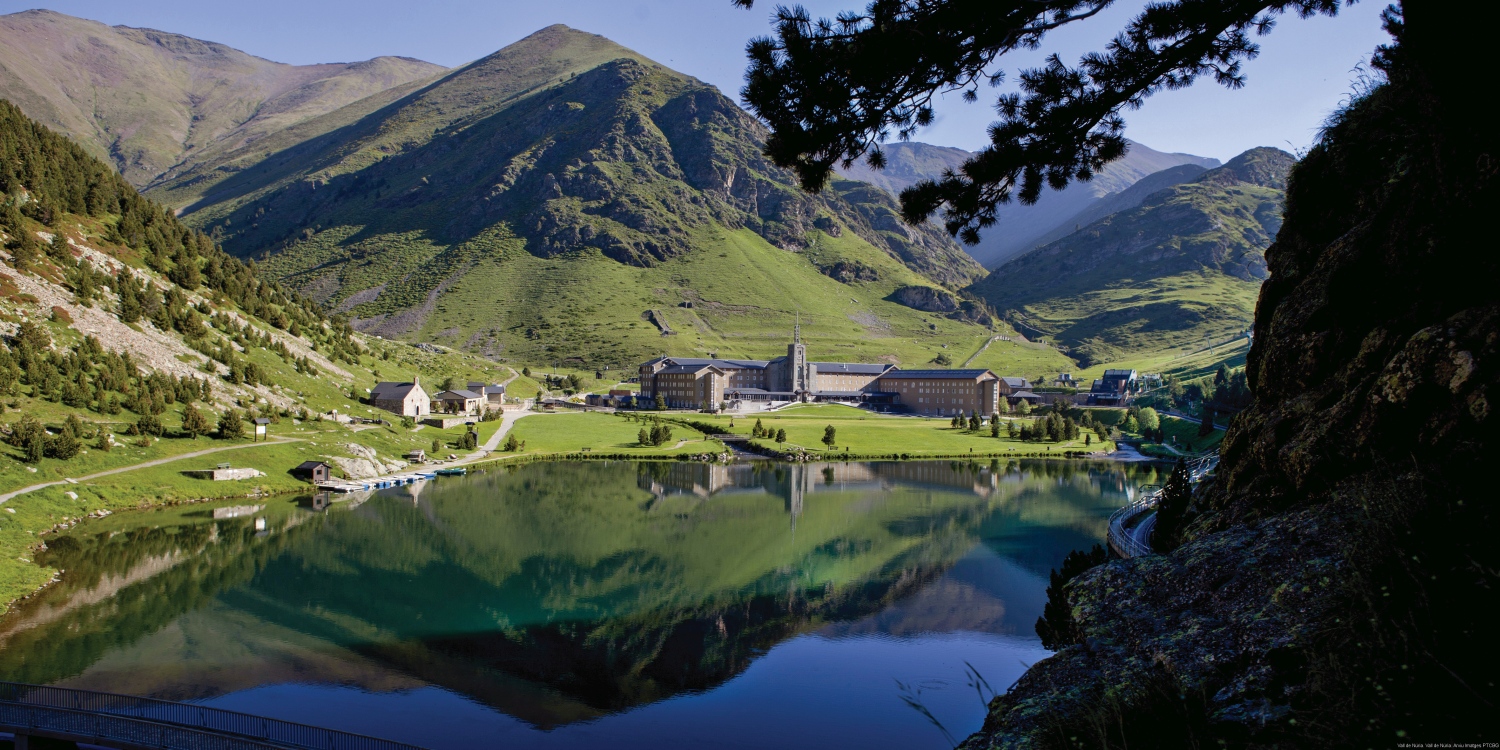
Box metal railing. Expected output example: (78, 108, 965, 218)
(0, 682, 428, 750)
(1106, 452, 1219, 559)
(1107, 485, 1160, 558)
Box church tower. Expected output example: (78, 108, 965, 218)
(788, 317, 809, 398)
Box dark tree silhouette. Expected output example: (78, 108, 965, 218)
(1036, 543, 1108, 650)
(1151, 458, 1193, 550)
(733, 0, 1344, 243)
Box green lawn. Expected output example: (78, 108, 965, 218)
(1135, 415, 1226, 456)
(691, 403, 1112, 458)
(502, 412, 725, 457)
(0, 413, 513, 614)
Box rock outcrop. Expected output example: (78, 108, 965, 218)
(961, 7, 1499, 747)
(890, 285, 959, 313)
(330, 443, 407, 480)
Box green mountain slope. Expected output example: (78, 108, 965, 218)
(0, 9, 445, 187)
(148, 26, 1005, 369)
(968, 147, 1294, 367)
(0, 98, 512, 500)
(840, 140, 1220, 268)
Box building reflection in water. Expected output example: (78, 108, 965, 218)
(3, 458, 1160, 734)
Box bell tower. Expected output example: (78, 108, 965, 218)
(788, 316, 808, 397)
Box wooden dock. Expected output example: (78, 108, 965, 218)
(316, 471, 439, 493)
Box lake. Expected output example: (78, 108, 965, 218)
(0, 459, 1164, 749)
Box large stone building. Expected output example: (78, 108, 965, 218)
(638, 327, 1003, 415)
(371, 379, 430, 417)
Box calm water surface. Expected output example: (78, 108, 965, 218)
(1, 460, 1164, 749)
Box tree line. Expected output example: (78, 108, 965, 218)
(0, 100, 364, 365)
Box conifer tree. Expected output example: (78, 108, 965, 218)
(822, 424, 837, 448)
(1151, 458, 1194, 551)
(217, 409, 244, 439)
(1035, 544, 1108, 650)
(733, 0, 1348, 244)
(181, 403, 210, 439)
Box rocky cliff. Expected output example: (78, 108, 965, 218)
(961, 5, 1498, 747)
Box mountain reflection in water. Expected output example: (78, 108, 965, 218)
(0, 459, 1163, 748)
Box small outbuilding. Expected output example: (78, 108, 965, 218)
(291, 461, 332, 483)
(467, 382, 508, 405)
(433, 389, 485, 415)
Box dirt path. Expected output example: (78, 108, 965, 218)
(0, 438, 304, 505)
(962, 336, 1001, 367)
(475, 405, 543, 455)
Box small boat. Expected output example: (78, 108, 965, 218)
(434, 467, 468, 476)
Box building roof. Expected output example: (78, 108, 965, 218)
(435, 389, 484, 400)
(652, 357, 769, 370)
(294, 460, 330, 470)
(658, 363, 726, 375)
(1001, 377, 1030, 388)
(812, 390, 866, 397)
(882, 369, 997, 380)
(467, 382, 507, 394)
(371, 381, 423, 400)
(811, 362, 892, 375)
(1102, 369, 1138, 378)
(1010, 390, 1041, 399)
(724, 388, 797, 396)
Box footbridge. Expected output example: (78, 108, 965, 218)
(1106, 453, 1218, 558)
(0, 682, 427, 750)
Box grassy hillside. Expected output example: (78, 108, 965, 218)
(969, 148, 1293, 367)
(134, 25, 1007, 368)
(0, 9, 444, 187)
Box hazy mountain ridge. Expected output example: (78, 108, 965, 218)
(0, 9, 446, 186)
(838, 140, 1220, 268)
(967, 147, 1295, 366)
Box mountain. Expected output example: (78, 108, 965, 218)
(1027, 162, 1211, 249)
(0, 9, 445, 187)
(144, 25, 1006, 370)
(967, 147, 1295, 366)
(840, 140, 1220, 268)
(836, 142, 971, 196)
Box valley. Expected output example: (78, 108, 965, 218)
(0, 10, 1270, 387)
(2, 2, 1478, 749)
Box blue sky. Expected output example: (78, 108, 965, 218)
(1, 0, 1391, 161)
